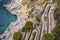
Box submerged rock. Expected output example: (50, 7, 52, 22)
(0, 23, 4, 26)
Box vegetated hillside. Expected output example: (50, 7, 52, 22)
(52, 0, 60, 40)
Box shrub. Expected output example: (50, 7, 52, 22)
(36, 16, 40, 22)
(52, 23, 60, 36)
(13, 31, 23, 40)
(43, 33, 55, 40)
(54, 8, 60, 22)
(22, 21, 33, 32)
(53, 0, 60, 3)
(44, 16, 47, 21)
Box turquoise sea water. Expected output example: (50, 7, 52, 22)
(0, 0, 17, 34)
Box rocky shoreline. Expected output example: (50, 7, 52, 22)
(0, 0, 57, 40)
(0, 0, 27, 40)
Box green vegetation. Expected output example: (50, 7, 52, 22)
(33, 32, 36, 35)
(13, 31, 23, 40)
(22, 21, 33, 32)
(43, 33, 55, 40)
(29, 8, 34, 15)
(36, 16, 40, 22)
(44, 16, 47, 21)
(28, 8, 34, 18)
(53, 0, 60, 3)
(52, 23, 60, 40)
(32, 32, 36, 38)
(55, 8, 60, 13)
(52, 23, 60, 36)
(43, 0, 48, 3)
(52, 7, 60, 40)
(54, 8, 60, 23)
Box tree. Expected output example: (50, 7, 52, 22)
(36, 16, 40, 22)
(13, 31, 23, 40)
(22, 21, 33, 32)
(43, 33, 54, 40)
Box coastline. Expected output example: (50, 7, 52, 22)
(0, 0, 28, 40)
(0, 0, 57, 40)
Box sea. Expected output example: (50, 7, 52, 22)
(0, 0, 17, 34)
